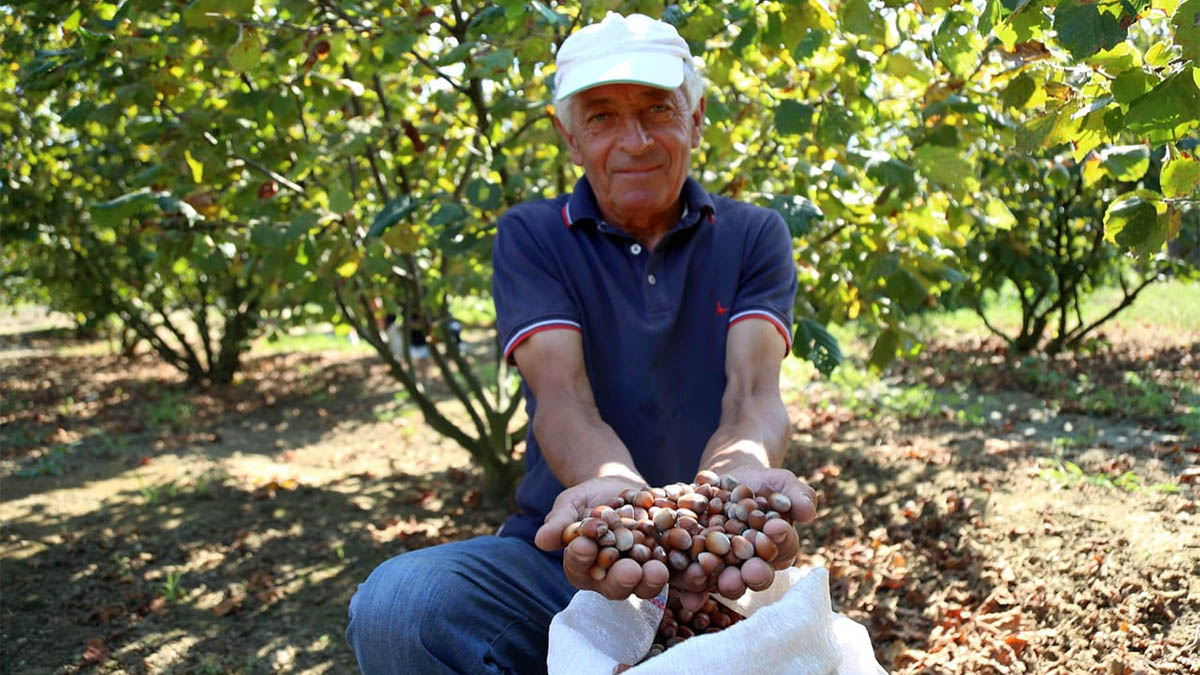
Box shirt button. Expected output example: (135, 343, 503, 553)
(647, 274, 657, 285)
(630, 243, 642, 255)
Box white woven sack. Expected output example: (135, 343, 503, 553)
(547, 567, 887, 675)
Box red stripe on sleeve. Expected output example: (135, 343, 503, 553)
(505, 323, 583, 364)
(728, 313, 792, 357)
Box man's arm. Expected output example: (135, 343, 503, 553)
(515, 329, 642, 487)
(698, 319, 792, 474)
(685, 319, 817, 601)
(513, 329, 671, 600)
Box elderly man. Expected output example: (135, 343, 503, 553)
(346, 13, 816, 674)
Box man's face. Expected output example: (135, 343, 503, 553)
(555, 83, 704, 230)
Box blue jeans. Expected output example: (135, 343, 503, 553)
(346, 536, 577, 674)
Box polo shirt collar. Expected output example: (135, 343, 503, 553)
(561, 176, 716, 231)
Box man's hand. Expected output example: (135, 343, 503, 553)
(674, 466, 817, 610)
(535, 476, 671, 600)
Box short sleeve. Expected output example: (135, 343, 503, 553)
(491, 210, 582, 364)
(728, 211, 798, 356)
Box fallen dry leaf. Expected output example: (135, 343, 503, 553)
(81, 636, 108, 664)
(212, 593, 246, 617)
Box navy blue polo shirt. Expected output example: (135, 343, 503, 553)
(492, 176, 797, 542)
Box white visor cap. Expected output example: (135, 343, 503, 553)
(553, 12, 694, 102)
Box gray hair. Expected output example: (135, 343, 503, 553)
(555, 59, 705, 134)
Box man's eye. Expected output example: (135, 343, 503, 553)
(588, 112, 610, 123)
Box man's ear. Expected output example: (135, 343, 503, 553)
(690, 96, 706, 149)
(553, 115, 585, 166)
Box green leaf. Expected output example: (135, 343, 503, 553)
(182, 0, 253, 30)
(367, 195, 420, 239)
(475, 48, 514, 75)
(1112, 69, 1156, 104)
(792, 317, 842, 376)
(1124, 69, 1200, 144)
(1143, 40, 1177, 67)
(842, 0, 882, 36)
(865, 154, 917, 198)
(1001, 73, 1036, 109)
(868, 326, 901, 372)
(466, 178, 503, 210)
(815, 104, 853, 147)
(934, 8, 980, 77)
(467, 5, 506, 36)
(1086, 41, 1141, 74)
(1100, 145, 1150, 182)
(1016, 109, 1060, 153)
(384, 32, 418, 58)
(429, 202, 468, 226)
(731, 16, 759, 55)
(251, 224, 287, 250)
(286, 212, 319, 239)
(914, 145, 972, 189)
(60, 101, 95, 127)
(1103, 190, 1167, 256)
(1052, 0, 1127, 60)
(1173, 0, 1200, 61)
(792, 28, 826, 61)
(91, 188, 154, 226)
(228, 27, 262, 74)
(775, 100, 815, 136)
(132, 165, 168, 187)
(769, 195, 824, 238)
(327, 182, 353, 214)
(1161, 156, 1200, 198)
(995, 0, 1051, 48)
(529, 1, 569, 27)
(886, 268, 930, 310)
(184, 150, 203, 183)
(436, 41, 474, 66)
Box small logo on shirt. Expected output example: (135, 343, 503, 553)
(715, 301, 729, 317)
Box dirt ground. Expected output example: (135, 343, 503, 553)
(1, 309, 1197, 674)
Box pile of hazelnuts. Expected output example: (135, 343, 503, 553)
(562, 470, 794, 656)
(615, 589, 746, 671)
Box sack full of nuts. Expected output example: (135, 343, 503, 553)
(547, 566, 886, 675)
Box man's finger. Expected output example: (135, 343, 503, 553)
(680, 590, 708, 613)
(633, 560, 669, 599)
(741, 557, 773, 591)
(562, 536, 600, 588)
(681, 562, 708, 592)
(535, 497, 587, 551)
(785, 481, 817, 524)
(763, 517, 799, 569)
(716, 565, 746, 599)
(599, 559, 643, 599)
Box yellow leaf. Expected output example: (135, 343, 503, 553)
(184, 150, 203, 183)
(986, 199, 1016, 230)
(336, 259, 359, 277)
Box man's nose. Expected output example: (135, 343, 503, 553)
(617, 117, 652, 154)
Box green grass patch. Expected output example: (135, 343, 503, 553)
(1036, 457, 1179, 494)
(254, 329, 375, 355)
(914, 278, 1200, 341)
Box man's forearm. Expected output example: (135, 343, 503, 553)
(698, 392, 789, 475)
(533, 391, 644, 487)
